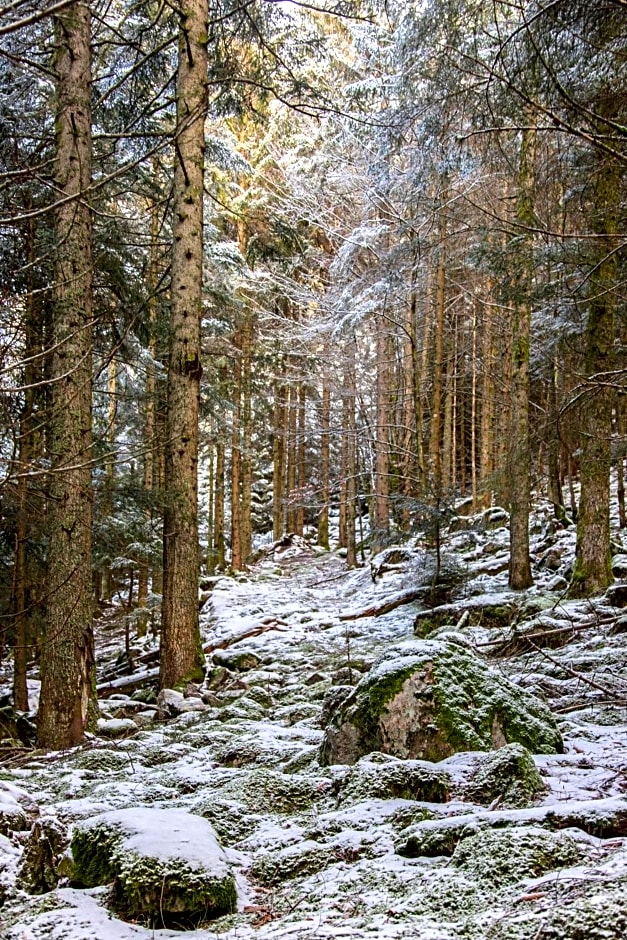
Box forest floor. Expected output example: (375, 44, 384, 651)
(1, 499, 627, 939)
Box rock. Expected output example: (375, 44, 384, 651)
(461, 743, 546, 808)
(451, 826, 583, 886)
(96, 717, 138, 739)
(338, 754, 450, 804)
(17, 817, 68, 894)
(251, 839, 351, 886)
(156, 689, 207, 719)
(546, 574, 568, 592)
(0, 782, 34, 835)
(611, 554, 627, 577)
(319, 640, 563, 766)
(212, 649, 261, 671)
(320, 686, 354, 726)
(71, 808, 237, 927)
(608, 615, 627, 636)
(604, 583, 627, 608)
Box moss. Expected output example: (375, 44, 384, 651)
(251, 841, 336, 886)
(211, 768, 331, 815)
(452, 827, 583, 887)
(340, 760, 450, 805)
(113, 852, 236, 927)
(71, 823, 120, 887)
(429, 644, 563, 755)
(487, 876, 627, 939)
(462, 744, 546, 807)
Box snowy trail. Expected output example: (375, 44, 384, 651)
(3, 534, 627, 939)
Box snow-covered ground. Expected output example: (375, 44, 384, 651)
(1, 499, 627, 939)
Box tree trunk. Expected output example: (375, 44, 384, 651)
(296, 383, 306, 536)
(272, 371, 287, 540)
(344, 335, 357, 567)
(38, 1, 96, 749)
(160, 0, 207, 688)
(230, 344, 243, 570)
(570, 125, 620, 596)
(372, 312, 391, 552)
(318, 360, 331, 549)
(508, 123, 535, 590)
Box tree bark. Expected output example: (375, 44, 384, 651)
(160, 0, 207, 688)
(570, 120, 620, 596)
(38, 0, 96, 748)
(508, 123, 536, 590)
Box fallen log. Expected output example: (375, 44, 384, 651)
(203, 617, 289, 653)
(340, 589, 427, 621)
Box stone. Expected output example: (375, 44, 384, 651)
(461, 743, 546, 808)
(451, 826, 582, 886)
(611, 554, 627, 577)
(319, 640, 563, 766)
(604, 583, 627, 608)
(156, 688, 207, 719)
(17, 817, 68, 894)
(212, 649, 261, 671)
(338, 754, 450, 804)
(97, 717, 138, 738)
(71, 808, 237, 927)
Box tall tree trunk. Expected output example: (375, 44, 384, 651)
(160, 0, 207, 688)
(480, 289, 495, 494)
(508, 123, 535, 590)
(344, 335, 357, 567)
(570, 123, 620, 596)
(318, 358, 331, 549)
(296, 383, 306, 536)
(240, 310, 253, 564)
(38, 0, 96, 748)
(286, 377, 298, 533)
(272, 372, 287, 540)
(230, 347, 242, 570)
(372, 312, 391, 552)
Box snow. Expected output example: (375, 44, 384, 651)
(79, 808, 231, 874)
(2, 498, 627, 938)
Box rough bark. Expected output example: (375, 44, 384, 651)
(160, 0, 207, 688)
(508, 124, 535, 590)
(38, 0, 96, 749)
(570, 121, 620, 596)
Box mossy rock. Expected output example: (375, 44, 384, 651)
(451, 826, 583, 887)
(212, 649, 261, 671)
(196, 798, 263, 846)
(487, 875, 627, 939)
(461, 743, 546, 808)
(212, 768, 331, 814)
(17, 818, 68, 894)
(395, 818, 474, 858)
(75, 748, 132, 773)
(71, 808, 236, 927)
(339, 755, 450, 805)
(319, 640, 563, 765)
(250, 840, 336, 886)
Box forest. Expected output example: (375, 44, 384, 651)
(0, 1, 626, 938)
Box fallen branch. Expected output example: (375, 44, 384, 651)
(203, 617, 289, 653)
(340, 589, 427, 621)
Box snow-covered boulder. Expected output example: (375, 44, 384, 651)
(338, 753, 450, 804)
(156, 688, 207, 718)
(461, 743, 546, 808)
(71, 808, 237, 927)
(319, 641, 563, 765)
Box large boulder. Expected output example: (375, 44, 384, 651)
(319, 640, 563, 765)
(71, 808, 237, 927)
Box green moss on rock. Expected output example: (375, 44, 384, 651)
(320, 641, 563, 765)
(452, 826, 583, 886)
(462, 743, 546, 807)
(70, 809, 237, 928)
(339, 756, 450, 805)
